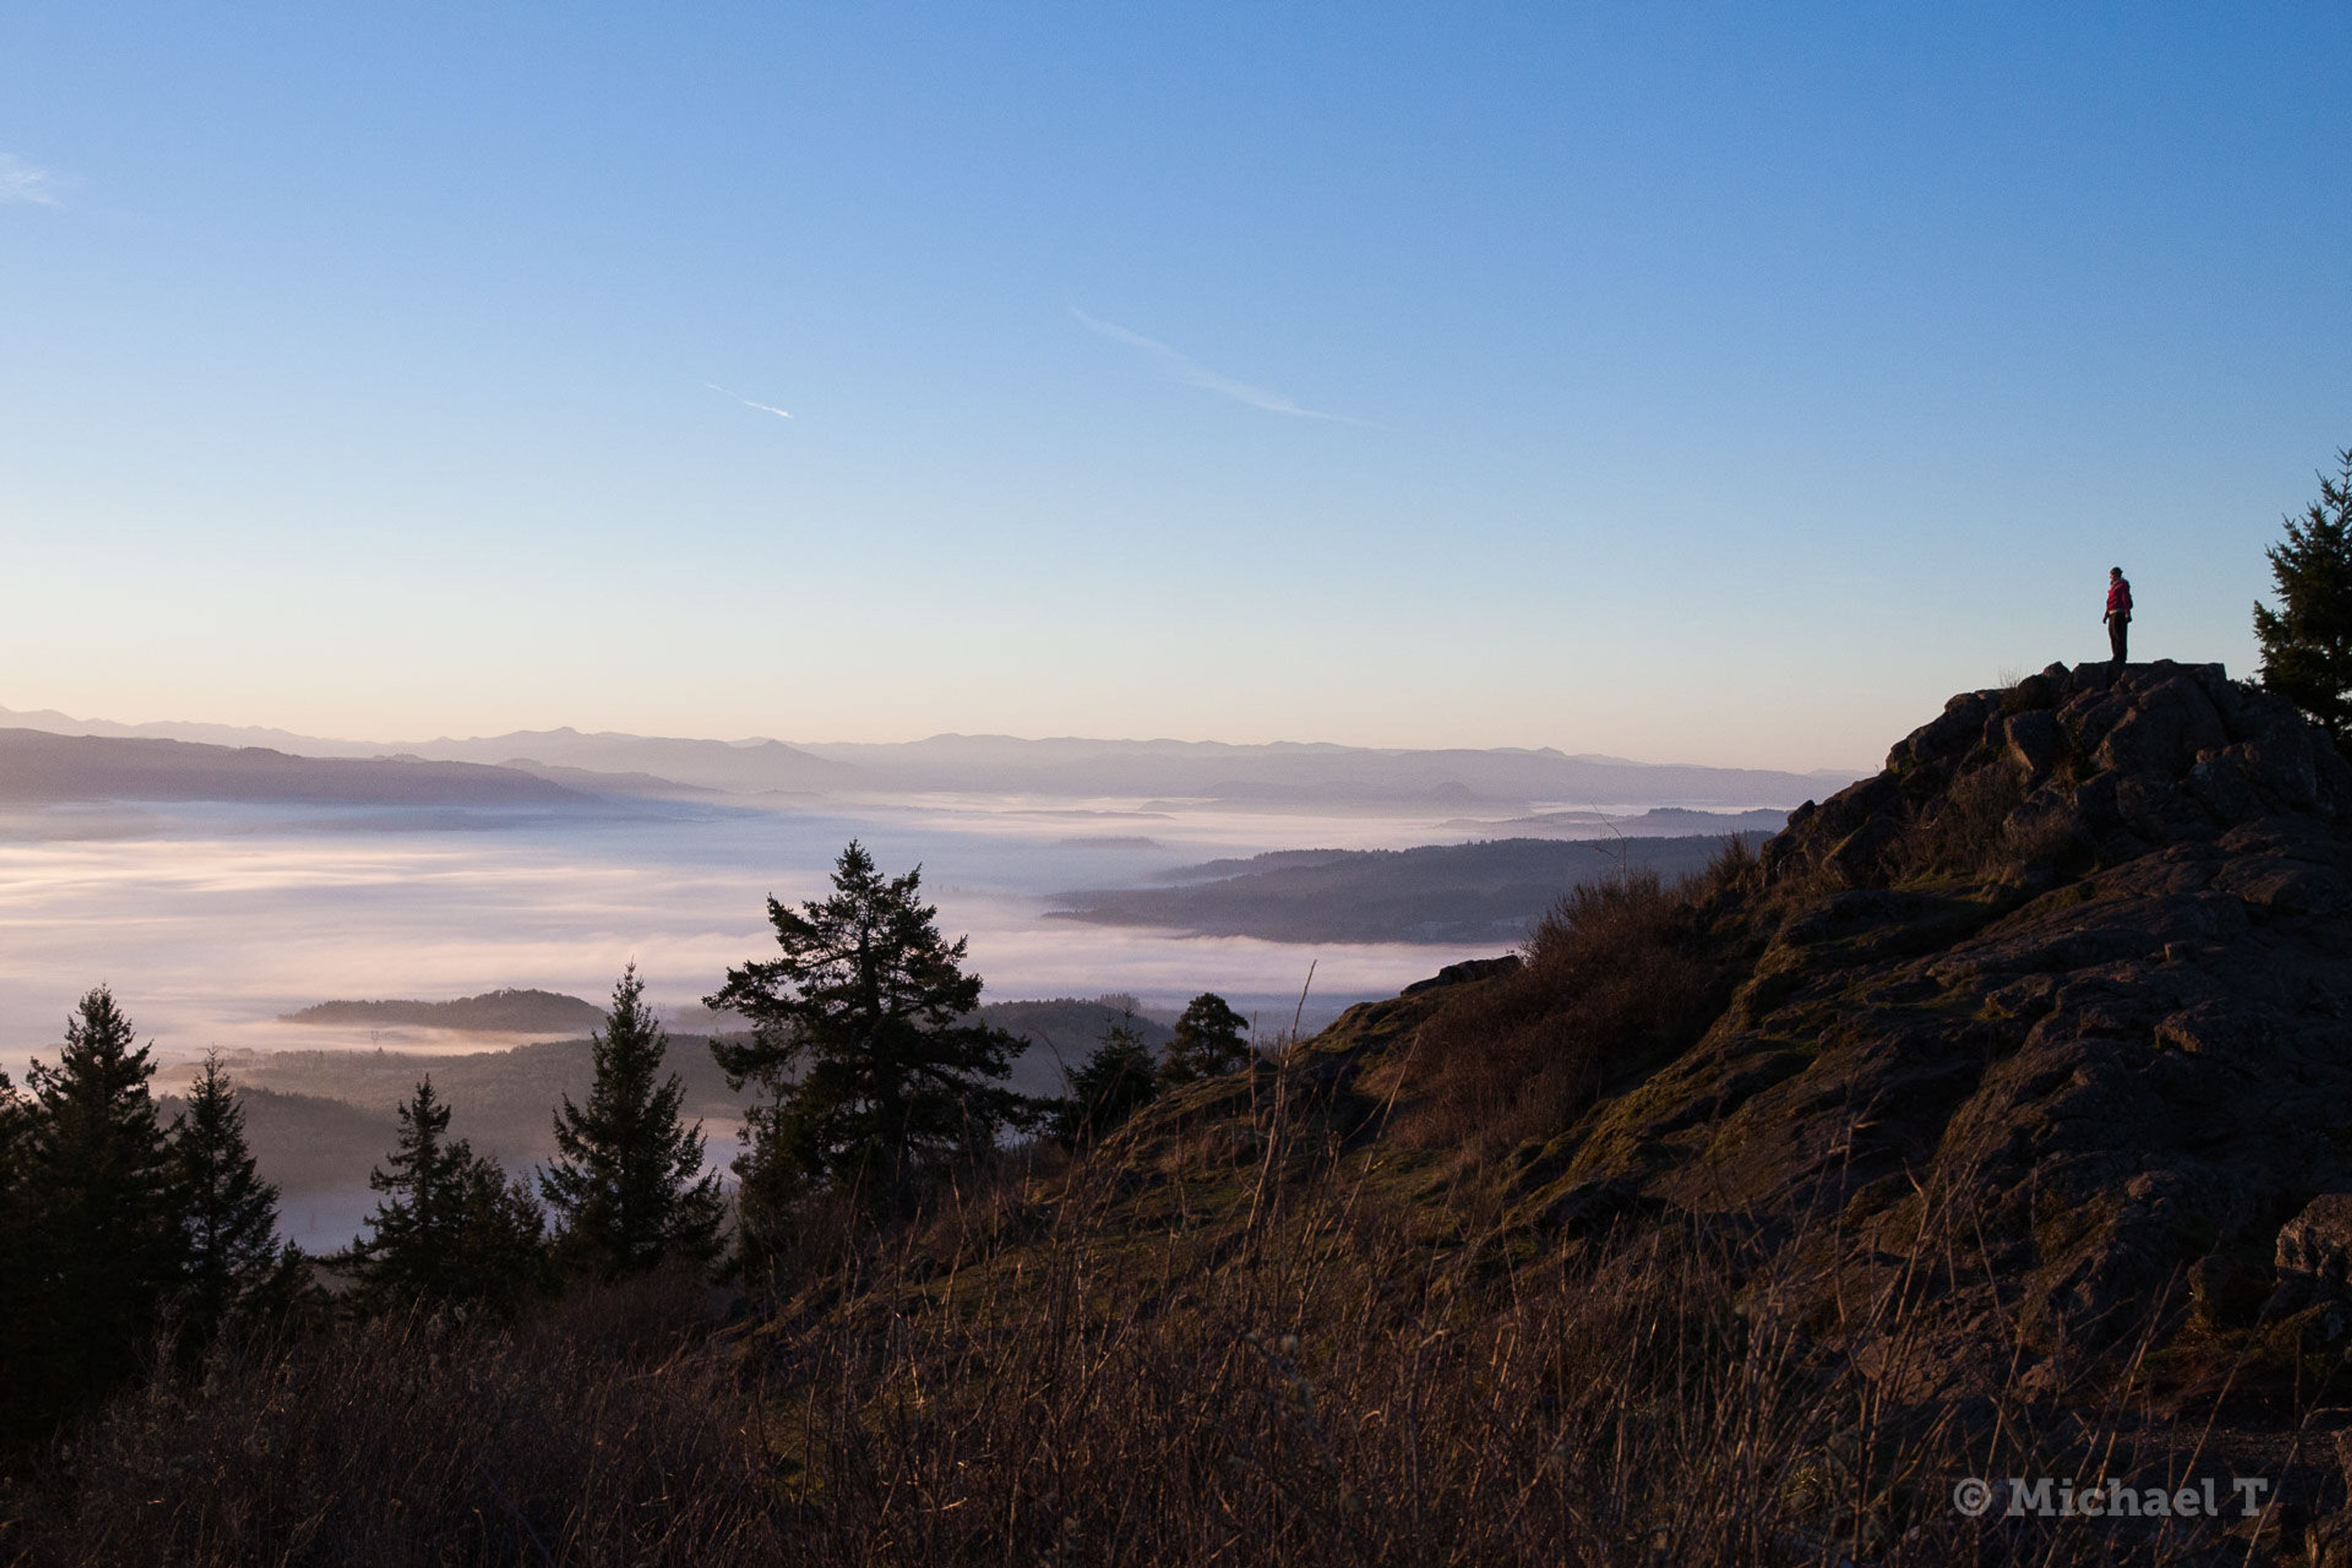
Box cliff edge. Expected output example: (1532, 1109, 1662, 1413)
(1487, 657, 2352, 1396)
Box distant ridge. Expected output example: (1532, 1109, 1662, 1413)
(1436, 805, 1790, 838)
(0, 729, 593, 808)
(0, 706, 1858, 809)
(1054, 834, 1765, 943)
(398, 728, 858, 794)
(279, 989, 608, 1033)
(791, 734, 1847, 807)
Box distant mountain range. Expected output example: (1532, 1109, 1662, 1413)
(0, 706, 1856, 810)
(0, 729, 592, 809)
(790, 734, 1844, 807)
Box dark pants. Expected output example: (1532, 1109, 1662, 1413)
(2108, 614, 2128, 669)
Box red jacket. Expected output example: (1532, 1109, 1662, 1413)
(2106, 578, 2132, 618)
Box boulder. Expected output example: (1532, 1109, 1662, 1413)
(2003, 709, 2062, 777)
(2264, 1196, 2352, 1322)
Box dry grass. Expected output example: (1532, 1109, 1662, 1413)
(7, 1153, 2299, 1567)
(1899, 766, 2035, 880)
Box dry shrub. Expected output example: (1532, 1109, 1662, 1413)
(1902, 766, 2028, 878)
(1702, 830, 1762, 896)
(1404, 870, 1722, 1158)
(1889, 763, 2086, 886)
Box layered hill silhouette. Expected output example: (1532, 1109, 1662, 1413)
(1051, 832, 1768, 943)
(0, 729, 594, 807)
(0, 705, 1849, 810)
(279, 989, 611, 1034)
(792, 733, 1842, 807)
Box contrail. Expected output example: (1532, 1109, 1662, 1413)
(707, 383, 793, 420)
(1071, 307, 1363, 424)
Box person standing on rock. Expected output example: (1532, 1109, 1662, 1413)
(2104, 566, 2133, 672)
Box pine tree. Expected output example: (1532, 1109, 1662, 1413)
(2255, 447, 2352, 743)
(0, 1071, 26, 1197)
(541, 965, 725, 1278)
(0, 1070, 39, 1446)
(1049, 1018, 1159, 1147)
(707, 841, 1031, 1230)
(355, 1077, 546, 1310)
(1159, 992, 1254, 1084)
(173, 1050, 297, 1344)
(22, 987, 185, 1417)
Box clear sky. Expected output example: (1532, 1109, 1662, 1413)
(3, 4, 2347, 772)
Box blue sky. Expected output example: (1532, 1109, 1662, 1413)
(2, 4, 2346, 771)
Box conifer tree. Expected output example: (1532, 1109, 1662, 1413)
(0, 1070, 28, 1234)
(708, 841, 1031, 1230)
(541, 965, 724, 1277)
(173, 1050, 296, 1343)
(2255, 447, 2352, 744)
(0, 1069, 38, 1446)
(355, 1077, 547, 1309)
(1049, 1018, 1159, 1147)
(1159, 992, 1254, 1084)
(23, 988, 184, 1414)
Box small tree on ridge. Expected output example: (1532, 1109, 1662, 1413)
(1049, 1016, 1159, 1147)
(1159, 992, 1253, 1085)
(2255, 445, 2352, 744)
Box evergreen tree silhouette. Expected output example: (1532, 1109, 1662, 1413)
(23, 987, 184, 1422)
(173, 1050, 298, 1344)
(0, 1069, 39, 1446)
(1049, 1017, 1159, 1147)
(541, 965, 725, 1277)
(356, 1077, 546, 1309)
(2255, 446, 2352, 743)
(1159, 992, 1254, 1084)
(708, 840, 1031, 1235)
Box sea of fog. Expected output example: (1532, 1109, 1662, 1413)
(0, 790, 1602, 1080)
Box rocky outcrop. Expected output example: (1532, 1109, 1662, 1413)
(2267, 1194, 2352, 1327)
(1518, 660, 2352, 1381)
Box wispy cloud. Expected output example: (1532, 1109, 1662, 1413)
(707, 383, 793, 420)
(0, 154, 62, 207)
(1072, 307, 1363, 424)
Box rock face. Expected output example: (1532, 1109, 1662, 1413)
(1521, 660, 2352, 1375)
(2271, 1194, 2352, 1325)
